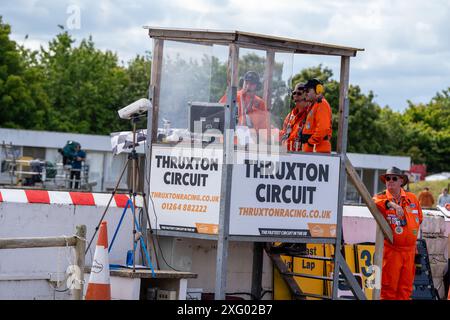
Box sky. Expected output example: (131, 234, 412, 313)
(1, 0, 450, 111)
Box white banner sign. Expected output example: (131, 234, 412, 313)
(229, 152, 340, 238)
(148, 146, 223, 235)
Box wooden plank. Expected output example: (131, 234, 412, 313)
(0, 236, 77, 249)
(237, 31, 363, 52)
(150, 39, 164, 142)
(147, 27, 237, 42)
(144, 27, 364, 57)
(372, 226, 384, 300)
(237, 34, 358, 57)
(73, 225, 86, 300)
(345, 156, 393, 243)
(337, 56, 350, 153)
(226, 43, 239, 88)
(263, 49, 275, 110)
(332, 56, 350, 299)
(155, 39, 229, 47)
(85, 267, 197, 279)
(110, 269, 197, 279)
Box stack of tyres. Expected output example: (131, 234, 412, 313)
(411, 239, 437, 300)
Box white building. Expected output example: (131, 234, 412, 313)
(0, 127, 129, 192)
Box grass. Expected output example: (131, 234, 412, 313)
(408, 179, 450, 206)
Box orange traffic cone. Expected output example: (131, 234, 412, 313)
(85, 221, 111, 300)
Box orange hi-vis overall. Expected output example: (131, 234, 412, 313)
(301, 98, 332, 153)
(373, 189, 423, 300)
(219, 90, 270, 132)
(279, 107, 308, 152)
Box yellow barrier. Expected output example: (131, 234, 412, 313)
(273, 254, 293, 300)
(273, 243, 374, 300)
(355, 243, 376, 300)
(344, 244, 357, 273)
(294, 244, 326, 299)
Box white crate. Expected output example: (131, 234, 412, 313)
(424, 236, 448, 256)
(421, 213, 446, 236)
(432, 276, 446, 299)
(430, 261, 448, 278)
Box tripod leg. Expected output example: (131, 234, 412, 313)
(85, 159, 129, 254)
(108, 199, 132, 253)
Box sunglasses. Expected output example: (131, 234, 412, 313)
(292, 91, 304, 96)
(385, 176, 399, 182)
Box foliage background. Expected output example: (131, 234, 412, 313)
(1, 17, 448, 173)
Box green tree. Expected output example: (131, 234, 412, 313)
(2, 15, 447, 173)
(123, 53, 151, 103)
(39, 31, 130, 134)
(0, 16, 50, 129)
(290, 65, 387, 154)
(210, 56, 228, 102)
(400, 90, 450, 172)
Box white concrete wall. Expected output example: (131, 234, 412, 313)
(0, 202, 134, 300)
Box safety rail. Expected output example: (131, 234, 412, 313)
(0, 225, 86, 300)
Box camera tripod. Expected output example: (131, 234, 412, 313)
(85, 117, 158, 274)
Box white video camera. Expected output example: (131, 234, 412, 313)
(118, 98, 152, 120)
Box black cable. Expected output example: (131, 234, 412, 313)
(148, 193, 182, 272)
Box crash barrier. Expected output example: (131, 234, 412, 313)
(0, 188, 142, 207)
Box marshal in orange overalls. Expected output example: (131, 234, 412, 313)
(373, 189, 423, 300)
(301, 98, 332, 153)
(279, 106, 309, 152)
(219, 89, 270, 132)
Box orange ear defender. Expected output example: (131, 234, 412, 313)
(315, 83, 324, 95)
